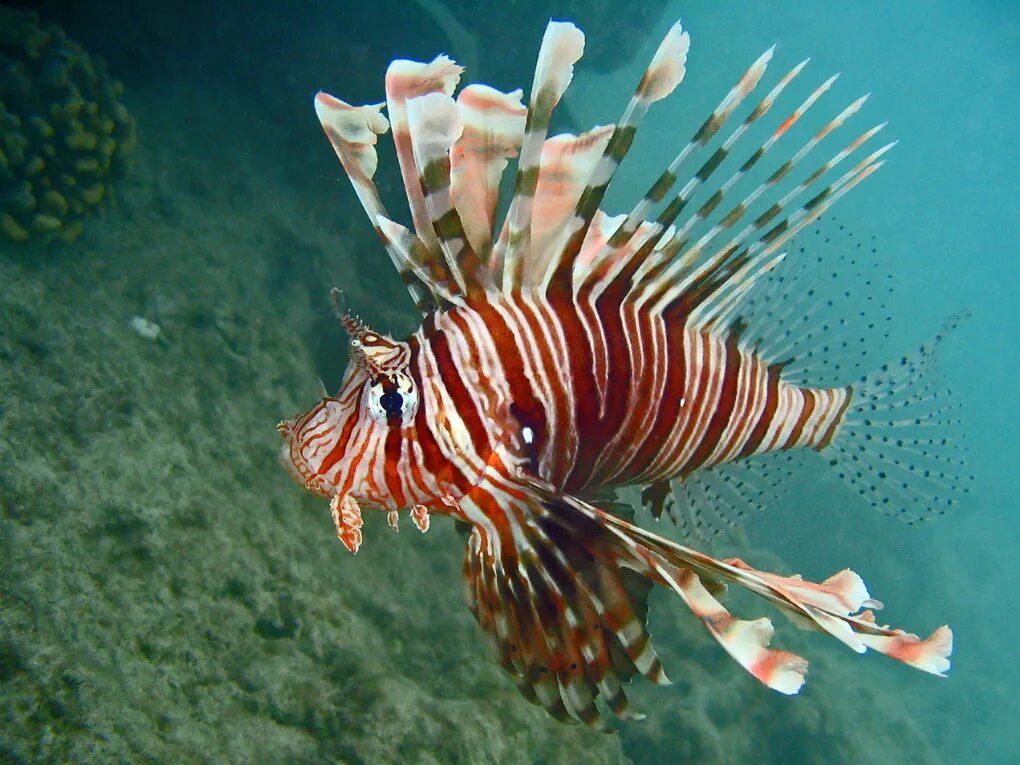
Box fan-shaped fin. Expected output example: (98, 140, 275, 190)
(823, 314, 973, 525)
(544, 485, 954, 680)
(315, 20, 893, 325)
(495, 21, 586, 293)
(405, 92, 490, 296)
(643, 453, 802, 542)
(451, 85, 527, 258)
(509, 477, 953, 698)
(460, 480, 668, 726)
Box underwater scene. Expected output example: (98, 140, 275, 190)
(1, 0, 1017, 762)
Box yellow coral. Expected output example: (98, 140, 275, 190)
(0, 7, 135, 245)
(81, 184, 104, 206)
(41, 190, 68, 217)
(2, 213, 29, 242)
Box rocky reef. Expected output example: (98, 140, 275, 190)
(0, 7, 135, 245)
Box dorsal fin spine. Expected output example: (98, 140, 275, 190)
(313, 93, 436, 310)
(404, 92, 489, 297)
(376, 216, 466, 309)
(385, 56, 464, 261)
(542, 22, 691, 296)
(635, 97, 890, 320)
(652, 142, 891, 324)
(497, 21, 586, 295)
(635, 70, 845, 305)
(579, 54, 804, 300)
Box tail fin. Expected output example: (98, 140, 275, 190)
(823, 314, 972, 524)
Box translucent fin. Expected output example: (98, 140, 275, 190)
(495, 21, 586, 293)
(451, 85, 527, 257)
(643, 452, 803, 542)
(824, 315, 972, 524)
(735, 217, 896, 387)
(312, 93, 434, 311)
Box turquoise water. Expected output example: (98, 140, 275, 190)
(1, 1, 1016, 762)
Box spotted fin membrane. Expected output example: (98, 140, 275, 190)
(643, 217, 971, 536)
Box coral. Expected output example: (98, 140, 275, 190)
(0, 7, 135, 245)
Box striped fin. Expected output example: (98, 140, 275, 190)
(629, 68, 889, 321)
(451, 85, 527, 257)
(541, 21, 691, 294)
(672, 139, 893, 327)
(495, 21, 585, 294)
(385, 56, 464, 258)
(313, 93, 434, 310)
(577, 46, 782, 298)
(514, 477, 952, 694)
(575, 214, 665, 290)
(405, 92, 490, 296)
(521, 125, 615, 286)
(375, 216, 466, 308)
(459, 477, 666, 726)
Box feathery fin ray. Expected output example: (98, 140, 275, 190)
(465, 469, 951, 725)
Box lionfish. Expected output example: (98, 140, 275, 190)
(278, 19, 963, 726)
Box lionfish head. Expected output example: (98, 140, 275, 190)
(277, 298, 419, 511)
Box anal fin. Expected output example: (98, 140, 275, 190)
(641, 453, 803, 542)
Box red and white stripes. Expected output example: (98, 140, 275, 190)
(402, 292, 853, 497)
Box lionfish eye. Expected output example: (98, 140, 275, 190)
(365, 374, 418, 425)
(379, 388, 404, 415)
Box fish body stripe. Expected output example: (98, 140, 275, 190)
(408, 294, 851, 494)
